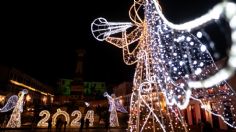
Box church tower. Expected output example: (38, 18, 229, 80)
(71, 49, 86, 100)
(75, 49, 86, 81)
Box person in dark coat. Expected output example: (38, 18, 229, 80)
(56, 118, 62, 132)
(48, 118, 52, 132)
(105, 113, 110, 132)
(79, 116, 85, 132)
(85, 118, 90, 131)
(63, 121, 67, 132)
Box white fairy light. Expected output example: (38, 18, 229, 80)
(196, 32, 203, 38)
(194, 68, 202, 75)
(91, 0, 236, 131)
(85, 102, 90, 107)
(84, 110, 94, 127)
(0, 95, 18, 113)
(200, 45, 207, 52)
(70, 110, 82, 127)
(91, 17, 133, 41)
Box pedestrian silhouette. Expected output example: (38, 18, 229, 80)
(48, 118, 52, 132)
(63, 121, 67, 132)
(105, 113, 110, 132)
(85, 118, 89, 131)
(79, 116, 85, 132)
(56, 118, 62, 132)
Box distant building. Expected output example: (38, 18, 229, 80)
(111, 58, 236, 131)
(54, 79, 73, 104)
(0, 65, 54, 109)
(70, 49, 85, 101)
(69, 49, 107, 103)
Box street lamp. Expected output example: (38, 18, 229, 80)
(42, 96, 47, 104)
(50, 97, 54, 103)
(0, 95, 5, 105)
(26, 95, 31, 102)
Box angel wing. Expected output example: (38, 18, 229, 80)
(0, 95, 18, 112)
(115, 99, 128, 113)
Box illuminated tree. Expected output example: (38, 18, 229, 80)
(91, 0, 236, 131)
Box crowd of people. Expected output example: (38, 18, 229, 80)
(49, 116, 91, 132)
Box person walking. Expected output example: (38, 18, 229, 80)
(48, 118, 52, 132)
(85, 118, 89, 132)
(63, 121, 67, 132)
(105, 113, 110, 132)
(79, 116, 85, 132)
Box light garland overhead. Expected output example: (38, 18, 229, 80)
(91, 0, 236, 131)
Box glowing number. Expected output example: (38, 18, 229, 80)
(70, 110, 82, 127)
(37, 110, 50, 127)
(52, 108, 70, 127)
(84, 110, 94, 126)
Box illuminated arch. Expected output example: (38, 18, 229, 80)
(52, 108, 70, 127)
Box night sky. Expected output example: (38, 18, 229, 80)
(0, 0, 227, 87)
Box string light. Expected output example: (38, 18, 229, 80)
(10, 80, 54, 97)
(6, 89, 28, 128)
(84, 110, 94, 127)
(0, 95, 18, 112)
(52, 108, 70, 127)
(91, 0, 236, 131)
(70, 110, 82, 127)
(37, 110, 50, 127)
(104, 92, 128, 127)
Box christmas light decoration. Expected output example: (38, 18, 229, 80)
(84, 110, 94, 127)
(10, 80, 54, 97)
(6, 89, 28, 128)
(85, 102, 90, 107)
(37, 110, 50, 127)
(52, 108, 70, 127)
(91, 0, 236, 131)
(70, 110, 82, 127)
(104, 92, 128, 127)
(0, 95, 18, 113)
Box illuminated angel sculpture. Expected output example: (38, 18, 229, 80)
(104, 92, 128, 127)
(92, 0, 236, 131)
(0, 89, 28, 128)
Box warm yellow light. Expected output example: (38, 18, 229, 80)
(84, 110, 94, 126)
(52, 109, 70, 127)
(26, 95, 31, 102)
(37, 110, 50, 127)
(42, 96, 47, 104)
(50, 97, 54, 103)
(0, 95, 5, 103)
(10, 80, 54, 97)
(70, 110, 82, 127)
